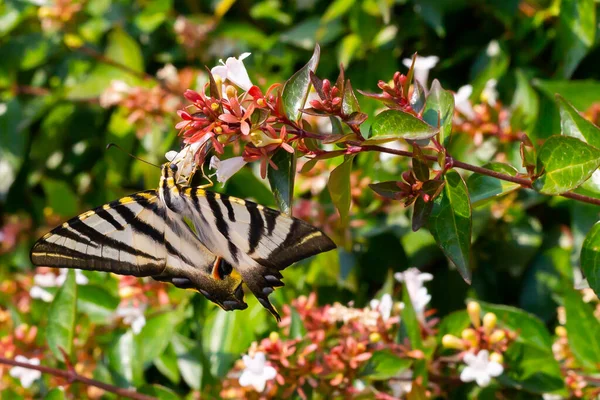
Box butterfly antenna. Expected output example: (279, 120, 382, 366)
(106, 143, 161, 168)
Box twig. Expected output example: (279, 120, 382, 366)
(356, 143, 600, 207)
(0, 356, 156, 400)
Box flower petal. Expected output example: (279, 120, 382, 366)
(225, 56, 253, 91)
(486, 361, 504, 377)
(475, 373, 491, 387)
(460, 366, 477, 383)
(211, 65, 228, 81)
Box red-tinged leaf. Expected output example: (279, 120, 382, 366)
(369, 181, 402, 199)
(282, 45, 320, 122)
(345, 111, 367, 126)
(342, 79, 360, 116)
(412, 146, 429, 182)
(412, 196, 434, 232)
(205, 66, 222, 101)
(300, 107, 330, 116)
(309, 71, 325, 99)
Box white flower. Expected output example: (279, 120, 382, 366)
(379, 141, 403, 164)
(211, 53, 253, 91)
(454, 85, 476, 120)
(29, 286, 54, 302)
(10, 356, 42, 388)
(460, 350, 503, 387)
(542, 394, 564, 400)
(486, 41, 500, 57)
(165, 141, 204, 182)
(390, 370, 413, 397)
(115, 303, 146, 334)
(394, 268, 433, 319)
(99, 80, 131, 108)
(209, 156, 247, 183)
(55, 269, 89, 286)
(238, 352, 277, 392)
(481, 79, 498, 107)
(402, 55, 439, 89)
(156, 64, 179, 85)
(369, 293, 394, 321)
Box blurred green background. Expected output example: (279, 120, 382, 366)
(1, 0, 600, 397)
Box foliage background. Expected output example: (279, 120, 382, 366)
(1, 0, 600, 398)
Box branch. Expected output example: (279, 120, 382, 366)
(0, 356, 156, 400)
(77, 46, 181, 97)
(355, 144, 600, 207)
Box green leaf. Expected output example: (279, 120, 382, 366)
(281, 44, 320, 122)
(108, 330, 143, 387)
(412, 196, 434, 232)
(267, 149, 296, 215)
(203, 308, 257, 378)
(41, 180, 79, 217)
(467, 162, 521, 206)
(422, 79, 454, 144)
(77, 285, 119, 324)
(139, 384, 180, 400)
(367, 110, 438, 144)
(47, 270, 77, 359)
(556, 0, 596, 78)
(44, 388, 66, 400)
(582, 222, 600, 297)
(437, 310, 470, 340)
(154, 344, 180, 384)
(0, 98, 24, 200)
(535, 80, 600, 111)
(67, 28, 145, 99)
(564, 288, 600, 369)
(428, 171, 472, 283)
(136, 311, 181, 365)
(360, 350, 412, 380)
(556, 94, 600, 149)
(328, 155, 355, 225)
(289, 306, 307, 340)
(479, 301, 565, 393)
(401, 282, 426, 382)
(533, 135, 600, 195)
(134, 0, 173, 33)
(510, 70, 539, 135)
(171, 333, 203, 390)
(322, 0, 356, 22)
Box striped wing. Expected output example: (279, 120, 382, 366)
(180, 187, 336, 319)
(30, 190, 247, 311)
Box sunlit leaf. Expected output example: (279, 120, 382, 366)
(556, 94, 600, 149)
(281, 44, 320, 121)
(533, 136, 600, 195)
(564, 288, 600, 369)
(581, 222, 600, 298)
(422, 79, 454, 144)
(467, 162, 521, 206)
(367, 110, 438, 144)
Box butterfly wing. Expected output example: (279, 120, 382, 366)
(179, 187, 336, 319)
(30, 190, 247, 311)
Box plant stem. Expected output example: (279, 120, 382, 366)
(0, 356, 156, 400)
(355, 144, 600, 207)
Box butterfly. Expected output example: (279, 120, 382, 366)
(30, 163, 336, 319)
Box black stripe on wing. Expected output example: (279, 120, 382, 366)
(257, 218, 336, 270)
(245, 202, 264, 254)
(205, 192, 240, 263)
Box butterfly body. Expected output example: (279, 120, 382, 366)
(31, 164, 336, 319)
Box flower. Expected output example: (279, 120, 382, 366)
(211, 53, 253, 92)
(115, 303, 146, 334)
(99, 80, 131, 108)
(454, 85, 476, 120)
(9, 356, 42, 388)
(156, 64, 179, 86)
(460, 350, 503, 387)
(209, 156, 247, 183)
(402, 55, 439, 89)
(165, 141, 204, 182)
(30, 269, 88, 302)
(369, 293, 394, 321)
(481, 79, 498, 107)
(238, 352, 277, 392)
(394, 268, 433, 318)
(486, 40, 500, 57)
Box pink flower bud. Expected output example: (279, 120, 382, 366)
(184, 89, 202, 103)
(322, 79, 331, 94)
